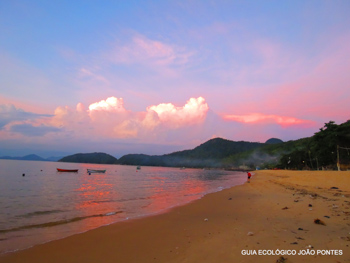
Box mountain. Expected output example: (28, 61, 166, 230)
(118, 138, 265, 168)
(221, 137, 311, 169)
(0, 154, 46, 161)
(118, 126, 346, 169)
(167, 138, 263, 159)
(265, 138, 283, 144)
(58, 152, 118, 164)
(45, 156, 64, 162)
(4, 120, 348, 170)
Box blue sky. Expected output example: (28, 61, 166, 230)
(1, 0, 349, 158)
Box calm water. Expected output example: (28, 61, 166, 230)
(0, 159, 246, 254)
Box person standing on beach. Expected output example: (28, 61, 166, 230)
(247, 172, 251, 180)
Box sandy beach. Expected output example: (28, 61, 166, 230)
(1, 170, 349, 263)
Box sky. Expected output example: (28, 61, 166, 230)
(0, 0, 350, 158)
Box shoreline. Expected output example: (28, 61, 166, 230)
(0, 175, 246, 255)
(1, 170, 349, 263)
(0, 162, 245, 255)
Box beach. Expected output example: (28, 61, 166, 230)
(1, 170, 349, 263)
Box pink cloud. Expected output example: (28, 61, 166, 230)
(110, 35, 192, 66)
(223, 113, 315, 128)
(78, 68, 110, 85)
(88, 97, 126, 113)
(218, 33, 350, 127)
(260, 39, 350, 122)
(42, 96, 210, 141)
(147, 97, 209, 128)
(0, 96, 320, 153)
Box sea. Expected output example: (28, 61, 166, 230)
(0, 159, 246, 254)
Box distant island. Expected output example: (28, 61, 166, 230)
(0, 154, 62, 162)
(2, 120, 349, 170)
(58, 152, 118, 164)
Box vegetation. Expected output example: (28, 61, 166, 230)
(220, 137, 309, 170)
(58, 152, 118, 164)
(57, 120, 350, 170)
(265, 138, 283, 144)
(118, 138, 265, 168)
(278, 120, 350, 170)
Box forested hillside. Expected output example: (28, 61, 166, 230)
(60, 120, 350, 170)
(58, 152, 118, 164)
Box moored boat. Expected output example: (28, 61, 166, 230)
(87, 169, 106, 174)
(57, 168, 78, 172)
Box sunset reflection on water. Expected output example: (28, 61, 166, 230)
(0, 160, 245, 254)
(144, 174, 206, 213)
(72, 165, 227, 229)
(73, 164, 120, 228)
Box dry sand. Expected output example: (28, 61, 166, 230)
(1, 170, 349, 263)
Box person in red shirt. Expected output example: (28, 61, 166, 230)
(247, 172, 251, 180)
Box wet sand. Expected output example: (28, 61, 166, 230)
(1, 170, 349, 263)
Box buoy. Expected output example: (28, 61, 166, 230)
(22, 173, 25, 177)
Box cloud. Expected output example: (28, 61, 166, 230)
(0, 96, 318, 156)
(9, 123, 61, 137)
(110, 35, 192, 66)
(147, 97, 209, 128)
(204, 31, 350, 128)
(223, 113, 315, 128)
(47, 96, 315, 146)
(0, 104, 52, 128)
(78, 68, 110, 85)
(88, 97, 126, 113)
(45, 96, 210, 142)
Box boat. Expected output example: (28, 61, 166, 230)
(57, 168, 78, 172)
(136, 166, 141, 170)
(87, 169, 106, 174)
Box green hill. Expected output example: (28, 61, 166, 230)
(265, 138, 283, 144)
(58, 152, 118, 164)
(277, 120, 350, 170)
(59, 120, 350, 170)
(118, 120, 350, 170)
(222, 137, 311, 169)
(118, 138, 265, 168)
(167, 138, 263, 159)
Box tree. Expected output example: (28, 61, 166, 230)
(278, 120, 350, 170)
(311, 121, 338, 168)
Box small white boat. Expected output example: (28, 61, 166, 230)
(87, 169, 106, 174)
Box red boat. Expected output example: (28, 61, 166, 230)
(57, 168, 78, 173)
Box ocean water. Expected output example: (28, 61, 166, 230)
(0, 159, 246, 254)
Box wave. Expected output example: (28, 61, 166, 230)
(0, 211, 123, 234)
(117, 196, 152, 202)
(16, 209, 66, 218)
(89, 200, 114, 204)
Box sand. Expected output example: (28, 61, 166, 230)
(1, 170, 349, 263)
